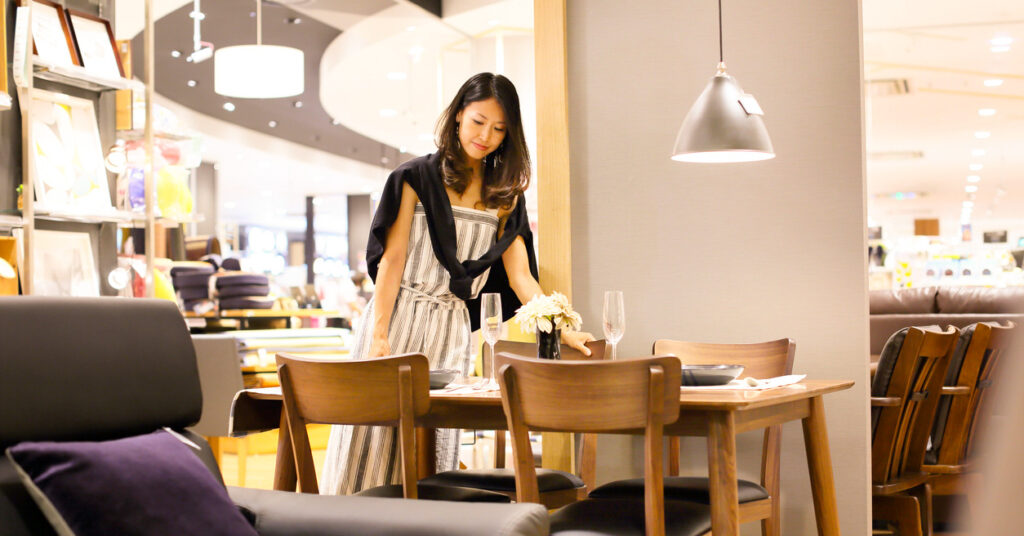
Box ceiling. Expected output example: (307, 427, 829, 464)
(863, 0, 1024, 238)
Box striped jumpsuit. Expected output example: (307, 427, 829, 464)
(321, 203, 498, 494)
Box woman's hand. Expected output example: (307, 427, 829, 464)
(561, 329, 596, 357)
(368, 332, 392, 358)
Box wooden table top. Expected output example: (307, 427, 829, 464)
(185, 308, 341, 318)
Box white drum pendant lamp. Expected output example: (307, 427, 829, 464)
(214, 0, 304, 99)
(672, 0, 774, 163)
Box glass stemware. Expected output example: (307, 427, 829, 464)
(603, 290, 625, 360)
(480, 293, 503, 384)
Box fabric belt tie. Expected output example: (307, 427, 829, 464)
(400, 285, 466, 310)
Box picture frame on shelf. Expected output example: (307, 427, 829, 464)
(21, 0, 80, 68)
(66, 9, 124, 80)
(29, 88, 113, 213)
(33, 230, 100, 297)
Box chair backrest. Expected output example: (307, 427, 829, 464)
(496, 352, 680, 536)
(652, 338, 795, 379)
(870, 326, 958, 486)
(928, 322, 1015, 466)
(493, 339, 607, 363)
(276, 352, 430, 496)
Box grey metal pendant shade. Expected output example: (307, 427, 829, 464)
(671, 0, 775, 163)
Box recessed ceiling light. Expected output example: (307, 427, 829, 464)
(399, 145, 407, 153)
(287, 17, 302, 24)
(386, 72, 407, 81)
(268, 120, 278, 128)
(978, 108, 996, 117)
(312, 197, 322, 206)
(293, 100, 303, 108)
(222, 102, 236, 111)
(330, 118, 341, 126)
(965, 185, 979, 193)
(406, 25, 416, 32)
(187, 80, 197, 87)
(974, 131, 991, 139)
(983, 79, 1004, 87)
(171, 50, 182, 58)
(379, 109, 398, 118)
(969, 163, 984, 171)
(990, 35, 1014, 47)
(971, 149, 986, 157)
(967, 175, 981, 183)
(990, 45, 1011, 53)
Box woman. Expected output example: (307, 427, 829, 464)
(322, 73, 594, 495)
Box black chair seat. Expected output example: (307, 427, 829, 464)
(550, 498, 711, 536)
(588, 476, 769, 504)
(420, 468, 584, 493)
(354, 483, 512, 503)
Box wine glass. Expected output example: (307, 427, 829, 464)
(480, 293, 503, 384)
(603, 291, 625, 360)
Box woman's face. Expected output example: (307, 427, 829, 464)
(456, 97, 507, 163)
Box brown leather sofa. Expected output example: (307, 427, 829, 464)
(869, 286, 1024, 354)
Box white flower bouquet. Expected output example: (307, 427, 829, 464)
(513, 292, 583, 334)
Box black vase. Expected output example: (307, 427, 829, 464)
(536, 328, 561, 360)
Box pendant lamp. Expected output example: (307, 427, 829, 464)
(671, 0, 774, 163)
(214, 0, 304, 99)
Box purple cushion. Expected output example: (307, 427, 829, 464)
(5, 430, 257, 536)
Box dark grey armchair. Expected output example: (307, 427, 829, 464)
(0, 297, 548, 536)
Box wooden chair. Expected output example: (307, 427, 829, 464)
(418, 339, 605, 508)
(276, 352, 508, 502)
(496, 352, 712, 536)
(587, 338, 795, 536)
(870, 326, 959, 536)
(922, 322, 1014, 529)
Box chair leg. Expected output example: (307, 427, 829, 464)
(668, 436, 680, 476)
(238, 436, 249, 488)
(907, 484, 932, 536)
(207, 436, 222, 467)
(495, 431, 506, 469)
(874, 494, 923, 536)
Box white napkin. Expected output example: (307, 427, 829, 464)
(680, 374, 806, 391)
(440, 380, 499, 394)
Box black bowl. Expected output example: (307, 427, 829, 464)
(679, 364, 745, 386)
(429, 369, 459, 389)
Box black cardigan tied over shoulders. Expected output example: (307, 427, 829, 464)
(365, 153, 539, 330)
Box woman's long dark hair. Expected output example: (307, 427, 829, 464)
(436, 73, 530, 210)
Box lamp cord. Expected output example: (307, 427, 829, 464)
(718, 0, 723, 63)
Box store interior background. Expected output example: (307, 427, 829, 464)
(2, 0, 1023, 534)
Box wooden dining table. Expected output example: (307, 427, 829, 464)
(231, 379, 853, 536)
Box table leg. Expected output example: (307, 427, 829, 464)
(802, 396, 841, 536)
(418, 427, 437, 477)
(272, 409, 297, 491)
(707, 411, 740, 536)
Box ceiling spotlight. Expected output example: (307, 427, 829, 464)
(983, 79, 1004, 87)
(330, 118, 341, 126)
(969, 163, 984, 171)
(971, 149, 986, 157)
(990, 45, 1011, 53)
(293, 100, 303, 108)
(406, 25, 416, 32)
(268, 120, 278, 128)
(171, 50, 182, 58)
(978, 108, 996, 117)
(223, 102, 236, 111)
(967, 175, 981, 183)
(990, 35, 1014, 47)
(187, 80, 197, 87)
(974, 131, 991, 139)
(965, 185, 979, 193)
(287, 17, 302, 24)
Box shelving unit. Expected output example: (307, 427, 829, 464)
(13, 1, 157, 296)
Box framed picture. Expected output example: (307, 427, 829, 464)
(30, 88, 112, 212)
(33, 230, 100, 297)
(21, 0, 80, 67)
(66, 9, 124, 79)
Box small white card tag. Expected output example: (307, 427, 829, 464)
(738, 94, 765, 116)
